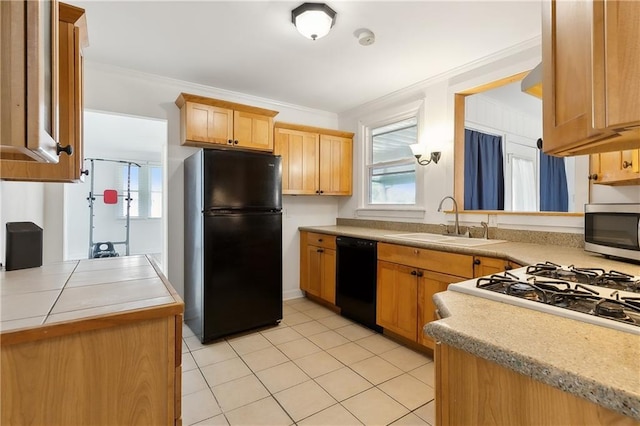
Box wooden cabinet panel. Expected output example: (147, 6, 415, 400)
(378, 243, 474, 279)
(542, 0, 640, 156)
(306, 232, 336, 250)
(274, 122, 354, 196)
(418, 271, 459, 349)
(184, 102, 233, 144)
(594, 0, 640, 130)
(176, 93, 277, 152)
(0, 3, 87, 182)
(590, 149, 640, 185)
(435, 343, 637, 426)
(275, 128, 319, 194)
(305, 245, 323, 298)
(319, 134, 352, 195)
(473, 256, 513, 277)
(234, 110, 273, 151)
(299, 231, 336, 304)
(321, 248, 336, 305)
(376, 261, 418, 341)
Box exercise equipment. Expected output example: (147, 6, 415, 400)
(86, 158, 141, 259)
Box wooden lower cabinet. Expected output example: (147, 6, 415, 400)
(1, 314, 183, 425)
(300, 231, 336, 304)
(473, 256, 521, 277)
(376, 243, 476, 349)
(417, 272, 459, 349)
(376, 261, 419, 340)
(435, 342, 638, 426)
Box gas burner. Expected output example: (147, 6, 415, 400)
(507, 283, 540, 301)
(593, 299, 636, 324)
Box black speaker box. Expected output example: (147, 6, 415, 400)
(5, 222, 43, 271)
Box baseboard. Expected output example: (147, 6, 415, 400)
(283, 288, 304, 300)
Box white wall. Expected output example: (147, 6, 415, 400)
(337, 40, 639, 232)
(0, 182, 45, 266)
(80, 63, 340, 298)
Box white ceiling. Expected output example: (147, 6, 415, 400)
(74, 1, 542, 113)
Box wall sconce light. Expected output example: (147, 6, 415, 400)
(410, 144, 441, 166)
(291, 3, 337, 40)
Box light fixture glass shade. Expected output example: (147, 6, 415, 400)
(409, 143, 425, 157)
(292, 3, 336, 40)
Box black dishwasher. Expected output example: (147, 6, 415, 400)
(336, 236, 381, 332)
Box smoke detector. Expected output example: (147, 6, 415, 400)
(354, 28, 375, 46)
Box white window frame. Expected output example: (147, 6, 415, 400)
(358, 100, 426, 217)
(118, 163, 162, 220)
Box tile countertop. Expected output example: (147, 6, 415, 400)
(300, 225, 640, 420)
(0, 255, 183, 334)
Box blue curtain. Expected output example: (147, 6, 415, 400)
(540, 151, 568, 212)
(464, 129, 504, 210)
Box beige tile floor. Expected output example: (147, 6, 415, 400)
(181, 297, 436, 426)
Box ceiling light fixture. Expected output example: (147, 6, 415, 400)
(410, 144, 441, 166)
(291, 3, 336, 41)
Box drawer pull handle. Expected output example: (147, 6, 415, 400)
(411, 270, 417, 276)
(623, 161, 633, 169)
(473, 259, 481, 265)
(416, 271, 423, 277)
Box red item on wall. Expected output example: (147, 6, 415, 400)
(103, 189, 118, 204)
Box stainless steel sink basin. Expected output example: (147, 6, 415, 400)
(386, 233, 506, 247)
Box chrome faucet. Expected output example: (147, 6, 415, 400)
(437, 196, 461, 236)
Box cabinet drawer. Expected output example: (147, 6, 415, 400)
(306, 232, 336, 250)
(378, 243, 473, 278)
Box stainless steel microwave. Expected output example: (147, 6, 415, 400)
(584, 204, 640, 262)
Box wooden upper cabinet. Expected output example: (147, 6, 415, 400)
(234, 110, 273, 151)
(0, 0, 60, 163)
(176, 93, 278, 152)
(274, 122, 354, 196)
(319, 134, 352, 195)
(275, 127, 319, 194)
(542, 0, 640, 156)
(590, 149, 640, 185)
(1, 2, 88, 182)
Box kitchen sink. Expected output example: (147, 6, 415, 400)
(385, 233, 454, 242)
(387, 233, 506, 246)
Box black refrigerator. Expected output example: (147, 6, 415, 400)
(184, 149, 283, 343)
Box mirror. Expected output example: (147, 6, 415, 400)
(453, 71, 588, 213)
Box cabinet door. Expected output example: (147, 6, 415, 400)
(184, 102, 233, 145)
(321, 248, 336, 304)
(418, 271, 459, 349)
(542, 0, 607, 154)
(319, 134, 352, 195)
(304, 245, 322, 298)
(591, 150, 640, 185)
(0, 4, 86, 181)
(592, 0, 640, 130)
(376, 261, 418, 341)
(274, 128, 319, 194)
(233, 111, 273, 152)
(473, 256, 511, 277)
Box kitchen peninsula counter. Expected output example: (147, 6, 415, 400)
(300, 225, 640, 422)
(0, 255, 184, 425)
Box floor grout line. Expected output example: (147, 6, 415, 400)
(182, 299, 436, 426)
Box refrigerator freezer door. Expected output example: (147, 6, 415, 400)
(203, 149, 282, 210)
(201, 211, 283, 342)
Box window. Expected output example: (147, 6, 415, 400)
(119, 164, 162, 219)
(367, 117, 418, 205)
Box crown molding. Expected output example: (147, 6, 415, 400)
(338, 36, 542, 119)
(84, 61, 338, 119)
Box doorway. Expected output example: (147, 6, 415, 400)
(63, 110, 168, 270)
